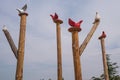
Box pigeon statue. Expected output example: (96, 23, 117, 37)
(93, 12, 100, 24)
(68, 18, 83, 28)
(16, 4, 27, 13)
(50, 13, 58, 22)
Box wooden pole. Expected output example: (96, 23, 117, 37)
(2, 26, 18, 59)
(99, 31, 109, 80)
(16, 13, 28, 80)
(68, 27, 82, 80)
(79, 21, 100, 56)
(55, 20, 63, 80)
(50, 13, 63, 80)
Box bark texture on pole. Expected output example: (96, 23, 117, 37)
(16, 13, 28, 80)
(2, 27, 18, 59)
(68, 27, 82, 80)
(99, 31, 109, 80)
(79, 21, 100, 56)
(55, 20, 63, 80)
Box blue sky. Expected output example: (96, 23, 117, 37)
(0, 0, 120, 80)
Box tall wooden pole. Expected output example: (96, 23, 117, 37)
(79, 21, 100, 56)
(55, 20, 63, 80)
(50, 13, 63, 80)
(68, 27, 82, 80)
(2, 26, 18, 59)
(99, 31, 109, 80)
(16, 13, 28, 80)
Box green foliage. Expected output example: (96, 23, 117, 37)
(91, 54, 120, 80)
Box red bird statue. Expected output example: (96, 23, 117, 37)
(99, 31, 106, 39)
(68, 18, 83, 28)
(50, 13, 58, 22)
(50, 13, 63, 23)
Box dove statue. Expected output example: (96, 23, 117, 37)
(2, 25, 7, 30)
(93, 12, 100, 24)
(16, 4, 27, 13)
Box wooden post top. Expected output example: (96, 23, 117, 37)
(68, 27, 81, 32)
(99, 31, 106, 39)
(54, 19, 63, 24)
(19, 13, 28, 16)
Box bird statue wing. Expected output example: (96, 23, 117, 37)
(77, 20, 83, 24)
(54, 13, 58, 20)
(22, 4, 27, 11)
(68, 18, 75, 27)
(75, 20, 83, 28)
(16, 8, 22, 13)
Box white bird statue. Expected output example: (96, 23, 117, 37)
(2, 25, 7, 30)
(16, 4, 27, 14)
(93, 12, 100, 24)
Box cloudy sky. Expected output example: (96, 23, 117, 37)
(0, 0, 120, 80)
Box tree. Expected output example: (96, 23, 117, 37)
(106, 54, 119, 80)
(91, 54, 120, 80)
(48, 78, 51, 80)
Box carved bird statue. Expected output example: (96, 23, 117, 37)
(16, 4, 27, 13)
(68, 18, 83, 28)
(93, 12, 100, 24)
(2, 25, 7, 30)
(50, 13, 59, 22)
(50, 13, 63, 23)
(99, 31, 106, 39)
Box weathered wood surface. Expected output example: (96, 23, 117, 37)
(3, 28, 18, 59)
(16, 13, 28, 80)
(56, 23, 62, 80)
(79, 21, 100, 56)
(69, 28, 82, 80)
(99, 38, 109, 80)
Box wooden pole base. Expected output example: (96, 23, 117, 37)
(16, 13, 28, 80)
(68, 27, 82, 80)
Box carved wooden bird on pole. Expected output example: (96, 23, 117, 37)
(93, 12, 100, 24)
(50, 13, 58, 20)
(99, 31, 106, 39)
(2, 25, 7, 30)
(68, 18, 83, 28)
(16, 4, 27, 13)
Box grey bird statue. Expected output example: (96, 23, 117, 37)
(16, 4, 27, 13)
(93, 12, 100, 24)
